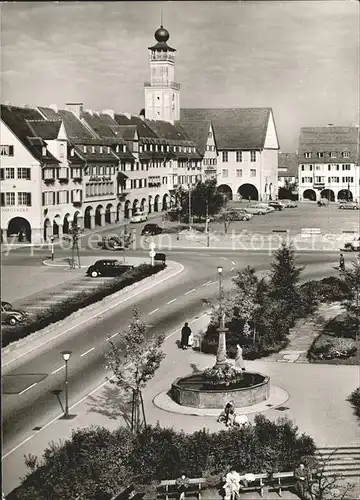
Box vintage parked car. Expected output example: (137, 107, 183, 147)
(344, 237, 360, 252)
(339, 201, 359, 210)
(267, 201, 285, 211)
(86, 260, 134, 278)
(245, 204, 267, 215)
(1, 301, 27, 326)
(98, 236, 126, 251)
(130, 211, 148, 223)
(281, 199, 298, 208)
(229, 209, 253, 221)
(141, 223, 163, 236)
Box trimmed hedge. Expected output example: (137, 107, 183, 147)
(2, 264, 165, 348)
(8, 415, 316, 500)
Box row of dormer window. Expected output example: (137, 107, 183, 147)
(79, 145, 127, 155)
(301, 164, 352, 171)
(304, 151, 350, 159)
(141, 143, 196, 154)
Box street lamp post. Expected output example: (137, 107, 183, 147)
(61, 350, 72, 419)
(215, 266, 228, 367)
(188, 183, 192, 230)
(50, 236, 55, 261)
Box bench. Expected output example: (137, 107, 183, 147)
(157, 477, 207, 499)
(239, 473, 267, 498)
(270, 471, 296, 497)
(221, 473, 267, 498)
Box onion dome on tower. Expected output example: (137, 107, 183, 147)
(148, 25, 176, 52)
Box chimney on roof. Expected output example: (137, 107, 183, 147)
(327, 123, 334, 127)
(102, 109, 114, 120)
(49, 104, 58, 113)
(65, 102, 84, 119)
(139, 109, 145, 121)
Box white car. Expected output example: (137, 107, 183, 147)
(344, 237, 360, 252)
(253, 203, 275, 213)
(130, 211, 148, 223)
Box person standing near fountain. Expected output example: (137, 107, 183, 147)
(234, 344, 246, 371)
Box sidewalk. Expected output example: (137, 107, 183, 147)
(3, 312, 359, 496)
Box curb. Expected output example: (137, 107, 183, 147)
(2, 261, 184, 369)
(152, 385, 290, 417)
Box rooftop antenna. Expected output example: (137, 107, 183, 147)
(160, 8, 163, 27)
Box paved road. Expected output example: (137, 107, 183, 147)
(2, 247, 339, 456)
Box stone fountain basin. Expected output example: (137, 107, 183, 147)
(171, 371, 270, 409)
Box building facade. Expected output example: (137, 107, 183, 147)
(278, 152, 298, 188)
(298, 127, 360, 202)
(180, 108, 279, 201)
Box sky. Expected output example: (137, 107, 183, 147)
(1, 1, 359, 151)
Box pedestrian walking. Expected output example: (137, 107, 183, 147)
(339, 253, 345, 271)
(180, 322, 191, 349)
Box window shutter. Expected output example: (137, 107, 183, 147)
(27, 193, 32, 206)
(42, 193, 45, 205)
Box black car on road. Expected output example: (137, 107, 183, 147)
(141, 223, 163, 236)
(267, 201, 284, 211)
(86, 260, 134, 278)
(1, 301, 27, 326)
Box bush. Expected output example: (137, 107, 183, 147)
(308, 335, 357, 361)
(348, 387, 360, 419)
(201, 319, 289, 360)
(9, 417, 316, 499)
(2, 264, 164, 348)
(300, 277, 350, 304)
(323, 313, 357, 340)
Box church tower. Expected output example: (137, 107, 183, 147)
(144, 25, 180, 124)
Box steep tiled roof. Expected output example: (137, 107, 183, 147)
(38, 107, 94, 141)
(81, 112, 127, 145)
(176, 120, 211, 155)
(0, 104, 59, 163)
(145, 118, 190, 143)
(298, 127, 359, 163)
(26, 119, 62, 140)
(278, 152, 298, 177)
(113, 113, 157, 139)
(180, 108, 271, 150)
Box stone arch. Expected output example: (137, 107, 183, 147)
(148, 195, 153, 214)
(217, 184, 233, 201)
(162, 193, 169, 211)
(320, 189, 335, 202)
(124, 200, 131, 219)
(7, 217, 32, 243)
(116, 203, 122, 222)
(105, 203, 113, 224)
(303, 189, 316, 201)
(140, 198, 146, 212)
(43, 218, 51, 242)
(338, 189, 353, 201)
(238, 183, 258, 201)
(53, 214, 61, 237)
(132, 199, 139, 214)
(84, 206, 93, 230)
(95, 205, 104, 226)
(63, 213, 71, 234)
(154, 194, 160, 212)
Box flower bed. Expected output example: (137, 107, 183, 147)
(1, 264, 164, 348)
(308, 334, 359, 364)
